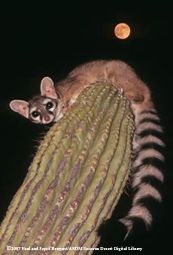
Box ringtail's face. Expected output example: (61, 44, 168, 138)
(9, 77, 62, 124)
(27, 96, 58, 124)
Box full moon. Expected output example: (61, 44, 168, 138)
(114, 23, 131, 39)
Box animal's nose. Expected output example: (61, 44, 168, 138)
(44, 115, 50, 121)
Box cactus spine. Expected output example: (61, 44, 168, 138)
(0, 83, 134, 254)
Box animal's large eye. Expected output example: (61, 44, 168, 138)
(46, 101, 54, 110)
(31, 111, 40, 118)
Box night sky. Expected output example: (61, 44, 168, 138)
(0, 1, 173, 254)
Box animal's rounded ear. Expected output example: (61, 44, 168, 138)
(40, 76, 58, 99)
(9, 100, 29, 118)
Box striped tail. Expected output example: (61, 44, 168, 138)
(119, 109, 165, 238)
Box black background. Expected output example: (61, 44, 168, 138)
(0, 1, 173, 254)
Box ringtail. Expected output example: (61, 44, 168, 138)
(9, 60, 165, 237)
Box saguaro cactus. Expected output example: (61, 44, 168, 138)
(0, 83, 134, 254)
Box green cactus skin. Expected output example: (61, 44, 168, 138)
(0, 83, 134, 255)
